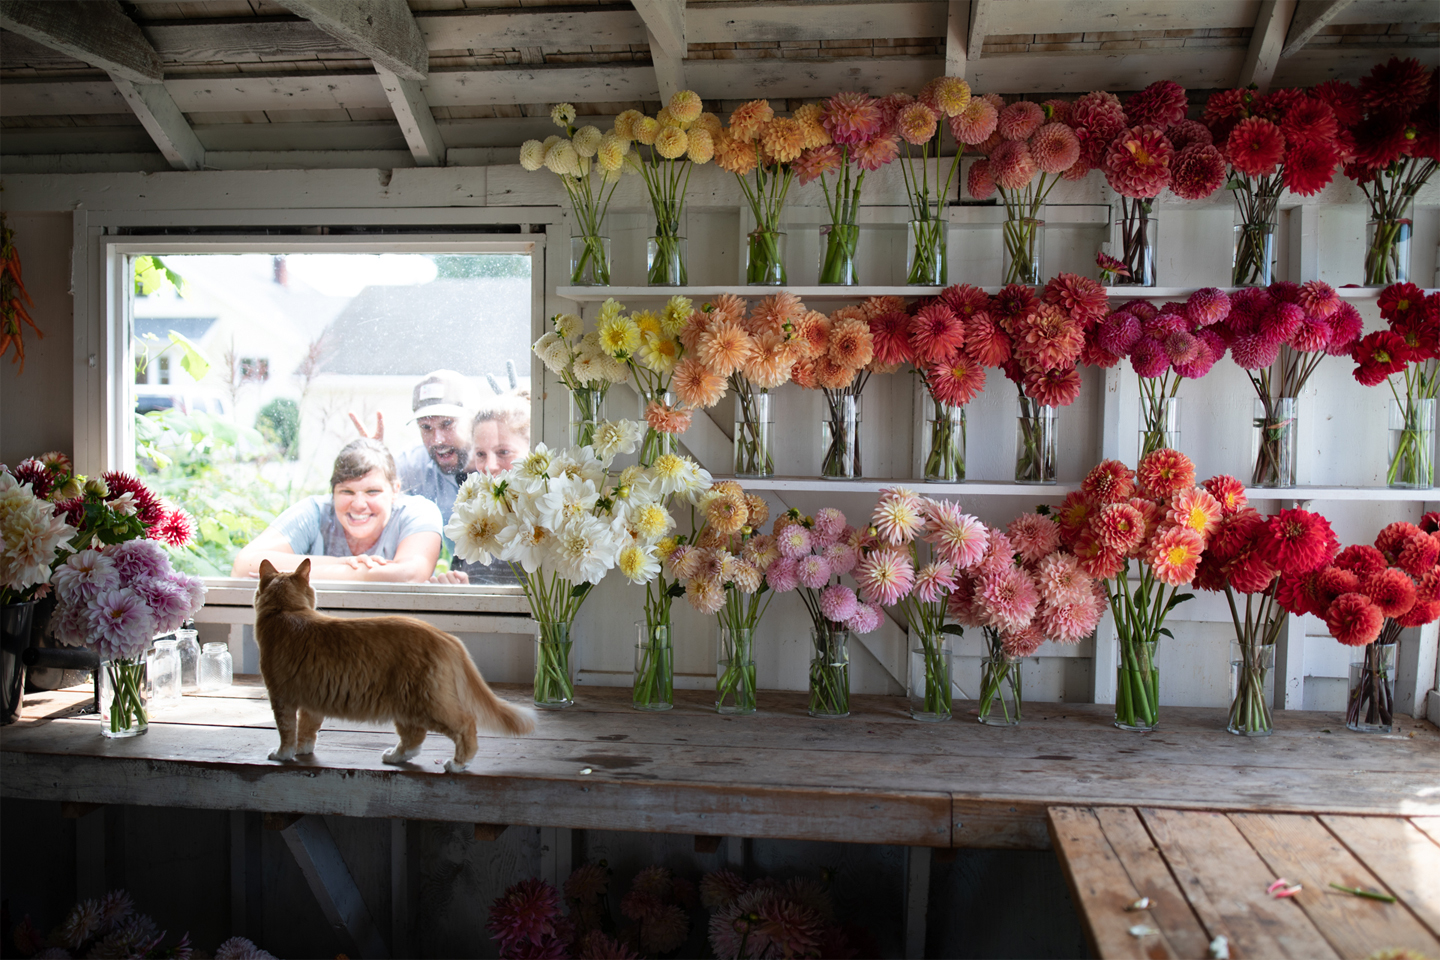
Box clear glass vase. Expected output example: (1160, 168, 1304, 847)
(733, 389, 774, 478)
(716, 626, 756, 715)
(906, 219, 947, 285)
(175, 621, 200, 693)
(148, 638, 182, 705)
(199, 641, 232, 691)
(745, 229, 787, 285)
(1232, 216, 1276, 287)
(818, 223, 859, 285)
(1002, 217, 1044, 286)
(1388, 397, 1435, 489)
(633, 620, 673, 712)
(1114, 638, 1159, 732)
(1364, 218, 1411, 286)
(921, 397, 965, 482)
(534, 621, 574, 710)
(820, 392, 862, 480)
(99, 657, 149, 738)
(1252, 397, 1297, 488)
(1015, 397, 1057, 484)
(570, 235, 612, 286)
(908, 636, 952, 722)
(977, 651, 1022, 726)
(570, 388, 607, 449)
(1228, 641, 1274, 737)
(647, 235, 687, 286)
(807, 625, 851, 719)
(638, 390, 679, 467)
(1113, 204, 1157, 287)
(1348, 642, 1396, 733)
(1139, 396, 1180, 461)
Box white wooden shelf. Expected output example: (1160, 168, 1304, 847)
(1242, 486, 1439, 502)
(711, 477, 1435, 502)
(555, 285, 1409, 303)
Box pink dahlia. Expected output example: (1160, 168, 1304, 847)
(1035, 552, 1093, 607)
(856, 547, 916, 606)
(149, 506, 196, 547)
(990, 140, 1037, 191)
(847, 601, 883, 634)
(1030, 122, 1081, 174)
(1007, 512, 1061, 564)
(1166, 119, 1212, 153)
(897, 102, 939, 146)
(1104, 125, 1173, 198)
(765, 556, 799, 593)
(1169, 144, 1226, 200)
(1136, 447, 1196, 500)
(912, 561, 958, 604)
(1129, 337, 1171, 378)
(872, 487, 927, 545)
(963, 314, 1013, 366)
(949, 97, 999, 145)
(797, 554, 832, 590)
(1229, 331, 1282, 370)
(1185, 287, 1230, 327)
(1225, 117, 1285, 177)
(1014, 303, 1084, 371)
(1172, 337, 1220, 379)
(1082, 459, 1136, 505)
(1167, 487, 1222, 540)
(1096, 502, 1146, 555)
(1070, 91, 1128, 167)
(927, 354, 987, 407)
(946, 574, 984, 626)
(1044, 272, 1109, 326)
(1002, 623, 1046, 658)
(1039, 590, 1105, 644)
(1163, 330, 1200, 366)
(90, 587, 157, 661)
(966, 158, 996, 200)
(775, 522, 812, 559)
(108, 538, 171, 582)
(1097, 311, 1143, 357)
(794, 144, 842, 185)
(978, 565, 1040, 633)
(819, 583, 859, 622)
(1325, 592, 1384, 646)
(923, 501, 989, 569)
(853, 135, 899, 171)
(1024, 366, 1083, 408)
(1125, 80, 1189, 128)
(811, 506, 846, 545)
(997, 101, 1045, 141)
(1147, 526, 1205, 586)
(909, 302, 966, 364)
(821, 541, 858, 576)
(1298, 280, 1341, 320)
(822, 91, 883, 145)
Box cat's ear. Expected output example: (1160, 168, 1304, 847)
(258, 559, 278, 582)
(295, 558, 312, 582)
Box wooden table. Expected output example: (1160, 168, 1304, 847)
(1049, 806, 1440, 959)
(4, 679, 1438, 851)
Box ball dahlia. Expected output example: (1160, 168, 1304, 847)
(1125, 80, 1188, 128)
(1104, 125, 1173, 198)
(1169, 144, 1226, 200)
(997, 101, 1044, 142)
(1030, 122, 1081, 174)
(1225, 117, 1285, 177)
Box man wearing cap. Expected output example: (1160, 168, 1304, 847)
(395, 369, 474, 529)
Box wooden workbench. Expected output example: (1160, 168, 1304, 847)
(4, 679, 1437, 851)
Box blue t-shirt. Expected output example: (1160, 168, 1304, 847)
(270, 493, 442, 559)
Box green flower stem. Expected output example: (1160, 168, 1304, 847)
(1107, 564, 1187, 730)
(923, 399, 965, 481)
(571, 234, 611, 286)
(1115, 197, 1155, 286)
(906, 218, 947, 286)
(820, 386, 865, 478)
(976, 630, 1022, 724)
(1138, 373, 1181, 459)
(818, 223, 860, 285)
(1387, 378, 1436, 488)
(1015, 392, 1054, 483)
(732, 379, 774, 477)
(105, 658, 148, 734)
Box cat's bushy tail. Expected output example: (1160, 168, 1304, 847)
(459, 658, 536, 736)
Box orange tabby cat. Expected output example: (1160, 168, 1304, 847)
(254, 558, 534, 772)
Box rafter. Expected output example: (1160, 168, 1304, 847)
(1282, 0, 1356, 57)
(0, 0, 161, 83)
(111, 78, 205, 171)
(377, 67, 446, 167)
(633, 0, 686, 102)
(1239, 0, 1299, 92)
(945, 1, 969, 79)
(967, 0, 991, 64)
(276, 0, 429, 81)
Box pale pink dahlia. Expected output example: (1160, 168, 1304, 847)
(765, 556, 800, 592)
(912, 561, 958, 604)
(1002, 623, 1046, 658)
(997, 101, 1045, 141)
(855, 547, 916, 606)
(797, 554, 832, 590)
(949, 98, 999, 146)
(1035, 552, 1093, 607)
(821, 541, 858, 576)
(1039, 590, 1105, 644)
(990, 140, 1038, 191)
(1030, 122, 1080, 174)
(811, 507, 846, 545)
(978, 565, 1040, 633)
(846, 601, 883, 634)
(852, 135, 899, 171)
(822, 91, 884, 145)
(966, 159, 996, 200)
(775, 523, 812, 559)
(922, 501, 989, 569)
(819, 583, 858, 622)
(1007, 512, 1061, 564)
(872, 487, 926, 545)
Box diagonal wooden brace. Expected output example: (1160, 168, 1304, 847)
(279, 815, 390, 959)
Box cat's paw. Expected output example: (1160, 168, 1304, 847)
(295, 740, 316, 756)
(268, 748, 296, 762)
(381, 747, 416, 765)
(443, 759, 468, 774)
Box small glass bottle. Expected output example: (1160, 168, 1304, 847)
(148, 638, 182, 704)
(174, 619, 200, 693)
(199, 642, 233, 691)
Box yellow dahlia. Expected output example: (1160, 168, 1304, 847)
(634, 116, 661, 145)
(793, 102, 831, 149)
(932, 77, 972, 118)
(669, 89, 703, 124)
(571, 125, 602, 158)
(519, 139, 545, 171)
(760, 117, 805, 163)
(597, 314, 641, 358)
(661, 295, 693, 335)
(654, 125, 688, 159)
(614, 109, 644, 140)
(639, 334, 680, 373)
(685, 128, 714, 164)
(696, 112, 723, 136)
(550, 102, 576, 128)
(597, 133, 626, 172)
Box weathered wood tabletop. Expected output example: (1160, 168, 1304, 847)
(3, 680, 1438, 850)
(1049, 805, 1440, 960)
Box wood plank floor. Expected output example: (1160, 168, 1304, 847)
(4, 681, 1438, 851)
(1049, 805, 1440, 960)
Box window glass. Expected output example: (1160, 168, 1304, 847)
(130, 251, 533, 588)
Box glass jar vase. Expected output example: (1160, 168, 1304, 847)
(818, 224, 859, 285)
(148, 638, 182, 705)
(733, 390, 774, 478)
(977, 651, 1022, 726)
(908, 634, 952, 722)
(570, 235, 612, 286)
(638, 390, 680, 467)
(632, 620, 673, 712)
(1115, 638, 1159, 732)
(647, 235, 687, 286)
(1002, 217, 1044, 286)
(745, 229, 787, 285)
(808, 625, 851, 719)
(1139, 396, 1180, 461)
(175, 620, 200, 693)
(1227, 641, 1274, 737)
(533, 621, 574, 710)
(198, 641, 232, 691)
(1388, 397, 1435, 489)
(922, 399, 965, 482)
(1015, 398, 1057, 484)
(570, 388, 608, 449)
(1232, 215, 1276, 287)
(906, 219, 947, 285)
(716, 626, 756, 715)
(99, 657, 149, 738)
(1347, 642, 1396, 733)
(1252, 397, 1297, 488)
(1113, 205, 1157, 287)
(1364, 218, 1411, 286)
(819, 392, 862, 480)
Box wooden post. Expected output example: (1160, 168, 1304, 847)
(903, 846, 931, 959)
(280, 816, 390, 959)
(390, 819, 409, 958)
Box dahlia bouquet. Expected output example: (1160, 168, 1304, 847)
(713, 100, 827, 285)
(965, 96, 1082, 285)
(1279, 517, 1440, 733)
(50, 539, 206, 736)
(702, 868, 860, 959)
(948, 513, 1105, 725)
(1214, 281, 1363, 486)
(888, 77, 974, 285)
(592, 295, 694, 465)
(1093, 288, 1232, 459)
(1056, 451, 1211, 730)
(614, 91, 716, 285)
(518, 103, 636, 285)
(533, 310, 630, 447)
(1203, 85, 1346, 286)
(853, 487, 989, 721)
(1350, 283, 1439, 488)
(1, 464, 77, 605)
(1323, 58, 1438, 285)
(787, 300, 888, 479)
(764, 507, 882, 718)
(671, 480, 777, 714)
(799, 92, 899, 285)
(1193, 479, 1338, 735)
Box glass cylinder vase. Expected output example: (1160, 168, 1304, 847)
(908, 635, 952, 722)
(745, 229, 787, 285)
(1388, 397, 1435, 490)
(820, 393, 862, 480)
(1251, 397, 1298, 488)
(1002, 217, 1044, 286)
(638, 390, 680, 467)
(1364, 218, 1411, 286)
(534, 621, 574, 710)
(1114, 638, 1159, 732)
(1112, 208, 1157, 287)
(922, 398, 966, 482)
(808, 625, 851, 719)
(1232, 216, 1276, 287)
(977, 652, 1022, 726)
(818, 223, 859, 285)
(1015, 397, 1057, 484)
(632, 620, 673, 712)
(1347, 642, 1396, 733)
(99, 657, 149, 738)
(716, 626, 756, 715)
(570, 234, 612, 286)
(1139, 396, 1180, 461)
(1227, 641, 1274, 737)
(175, 620, 200, 693)
(906, 219, 947, 285)
(148, 638, 182, 705)
(733, 390, 774, 478)
(647, 235, 688, 286)
(570, 388, 608, 449)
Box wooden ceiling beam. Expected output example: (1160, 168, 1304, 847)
(276, 0, 429, 81)
(632, 0, 685, 103)
(377, 67, 446, 167)
(945, 1, 969, 79)
(1238, 0, 1299, 92)
(111, 77, 206, 170)
(0, 0, 162, 83)
(967, 0, 991, 64)
(1282, 0, 1356, 57)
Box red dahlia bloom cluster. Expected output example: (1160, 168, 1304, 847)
(1202, 85, 1350, 196)
(1212, 281, 1362, 371)
(1194, 485, 1338, 595)
(1328, 58, 1439, 183)
(1350, 282, 1440, 387)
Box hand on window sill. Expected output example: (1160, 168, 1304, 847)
(430, 570, 470, 585)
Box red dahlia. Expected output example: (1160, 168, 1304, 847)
(1350, 331, 1411, 387)
(1361, 567, 1417, 619)
(1225, 117, 1285, 177)
(1325, 592, 1385, 646)
(1258, 508, 1338, 577)
(1359, 56, 1432, 113)
(1169, 144, 1226, 200)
